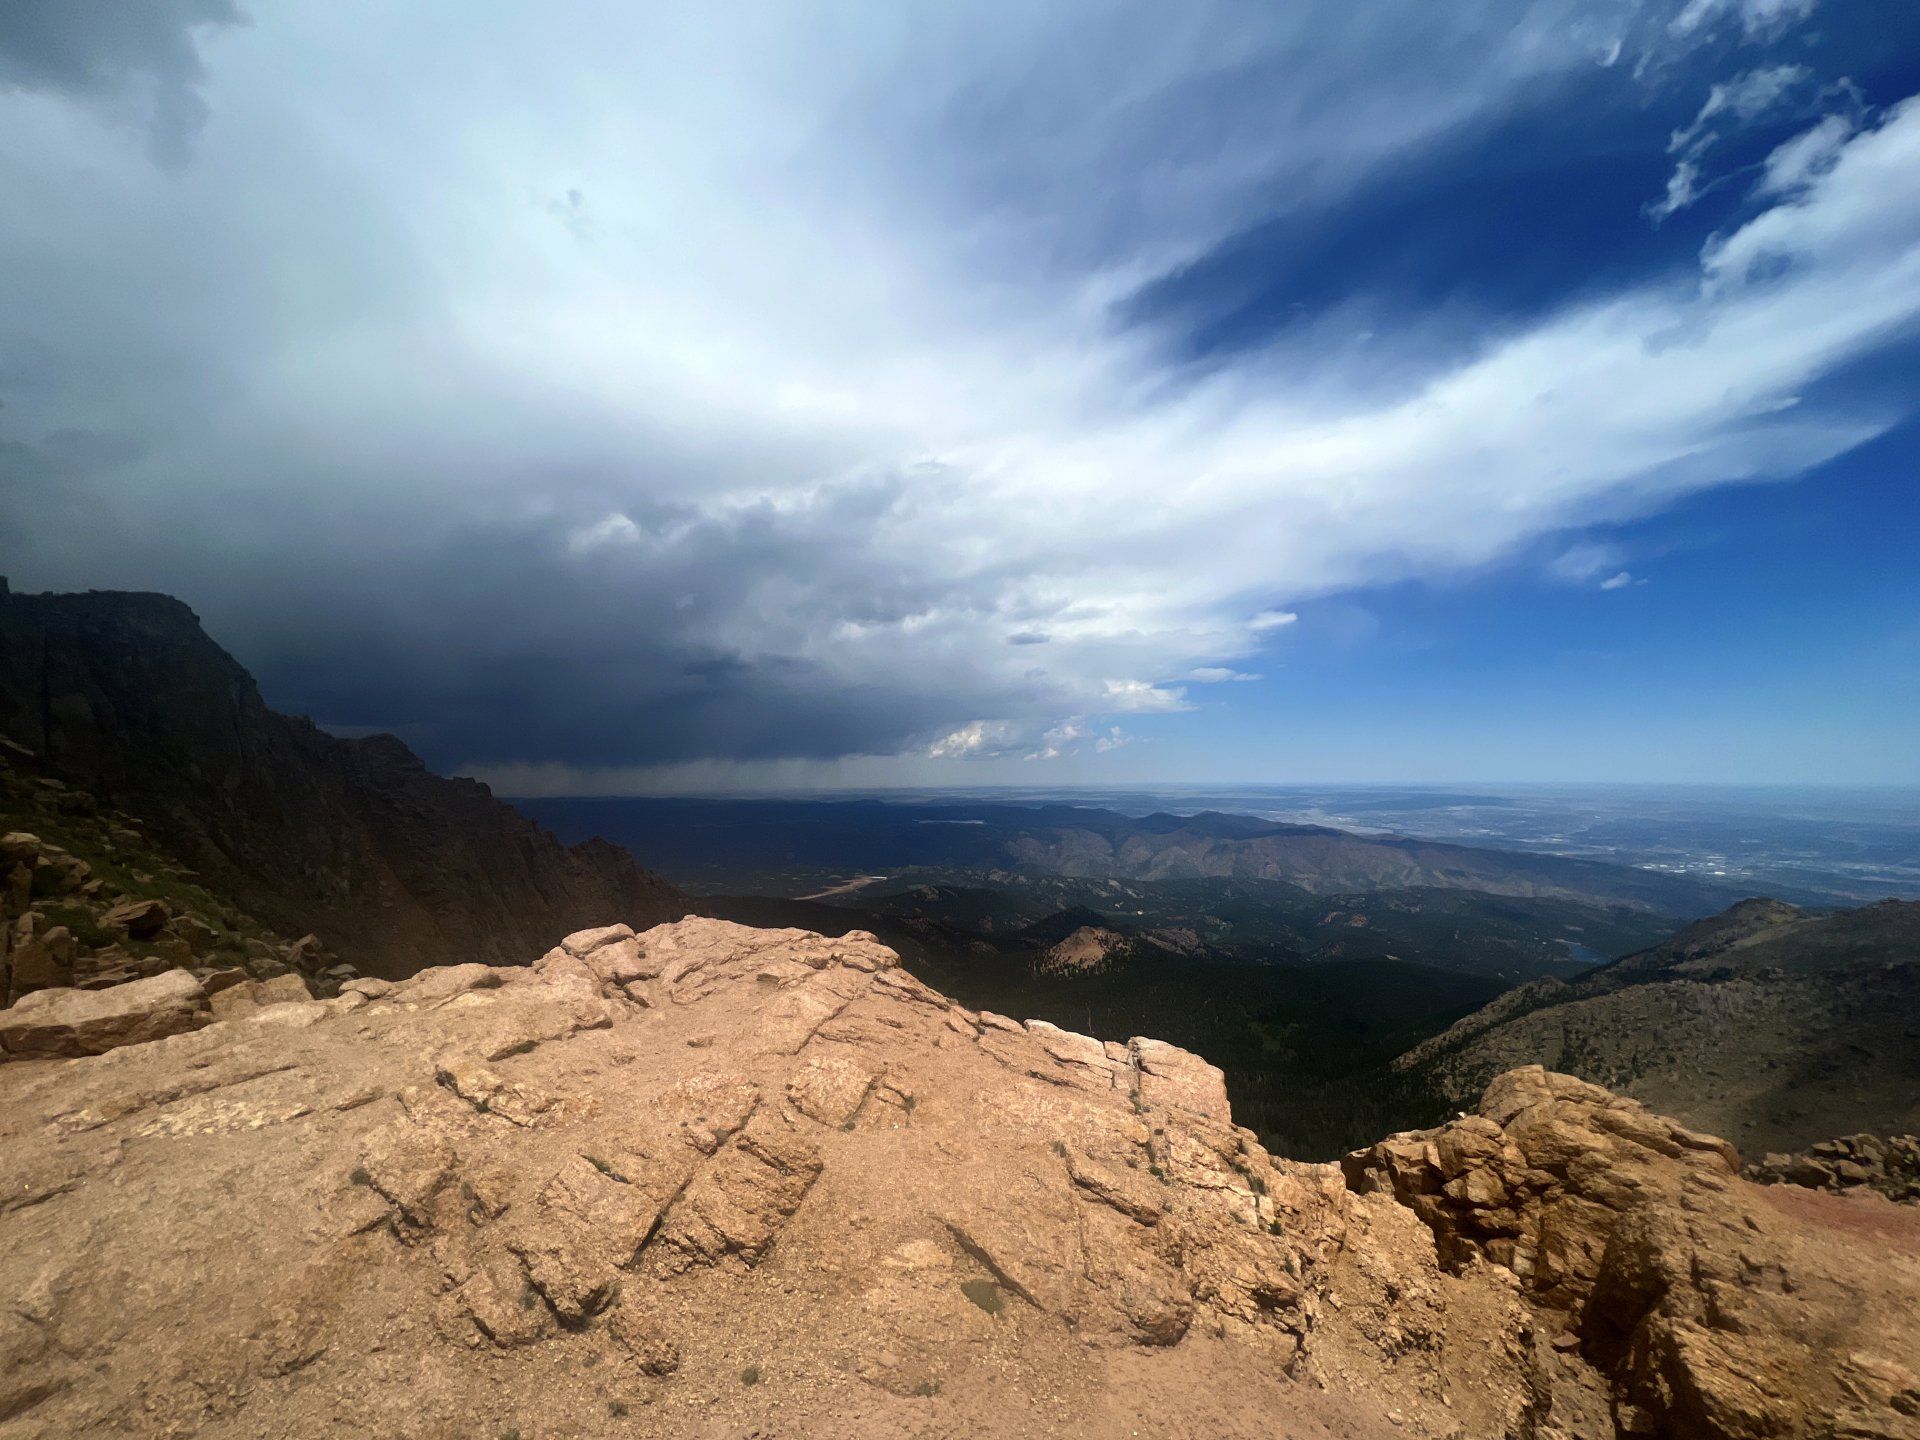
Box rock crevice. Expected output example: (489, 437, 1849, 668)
(0, 922, 1914, 1439)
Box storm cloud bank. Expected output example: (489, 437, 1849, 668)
(3, 2, 1917, 788)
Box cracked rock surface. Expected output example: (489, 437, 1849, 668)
(1345, 1066, 1920, 1439)
(0, 920, 1914, 1438)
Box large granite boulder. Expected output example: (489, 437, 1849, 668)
(0, 968, 210, 1059)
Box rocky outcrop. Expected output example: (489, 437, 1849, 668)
(0, 586, 686, 978)
(0, 747, 350, 1003)
(0, 968, 210, 1057)
(1746, 1133, 1920, 1204)
(0, 923, 1913, 1439)
(0, 916, 1514, 1439)
(96, 897, 170, 940)
(206, 972, 314, 1021)
(1036, 923, 1126, 974)
(1346, 1066, 1920, 1439)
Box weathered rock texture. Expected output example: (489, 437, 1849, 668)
(0, 967, 210, 1058)
(0, 922, 1914, 1439)
(1346, 1066, 1920, 1439)
(0, 585, 685, 977)
(1396, 898, 1920, 1155)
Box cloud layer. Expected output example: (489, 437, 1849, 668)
(2, 1, 1917, 789)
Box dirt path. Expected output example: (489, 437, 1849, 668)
(795, 874, 890, 900)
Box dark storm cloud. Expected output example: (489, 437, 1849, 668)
(2, 2, 1916, 789)
(0, 433, 104, 547)
(0, 0, 243, 165)
(220, 503, 1021, 772)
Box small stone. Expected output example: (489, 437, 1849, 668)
(98, 897, 172, 940)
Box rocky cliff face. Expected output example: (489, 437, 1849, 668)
(1395, 898, 1920, 1155)
(0, 736, 362, 1007)
(0, 584, 684, 977)
(1, 918, 1913, 1438)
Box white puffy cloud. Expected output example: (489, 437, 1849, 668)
(1702, 96, 1920, 290)
(1022, 719, 1088, 761)
(1669, 0, 1818, 43)
(1759, 113, 1857, 197)
(1676, 64, 1812, 145)
(1550, 542, 1625, 583)
(1102, 680, 1194, 714)
(1599, 571, 1635, 590)
(567, 512, 641, 552)
(929, 721, 1016, 759)
(1652, 64, 1820, 222)
(1649, 159, 1708, 225)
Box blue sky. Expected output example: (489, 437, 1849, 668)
(0, 1, 1916, 788)
(1111, 413, 1920, 784)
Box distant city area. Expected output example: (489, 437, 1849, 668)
(792, 784, 1920, 907)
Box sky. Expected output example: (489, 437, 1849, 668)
(1, 0, 1916, 791)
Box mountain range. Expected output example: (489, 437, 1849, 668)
(1397, 896, 1920, 1154)
(525, 794, 1746, 916)
(6, 583, 1914, 1165)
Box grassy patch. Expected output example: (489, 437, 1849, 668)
(41, 903, 115, 949)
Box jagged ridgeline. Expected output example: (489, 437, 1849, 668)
(0, 583, 1476, 1157)
(0, 581, 685, 983)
